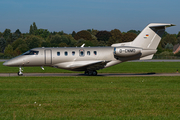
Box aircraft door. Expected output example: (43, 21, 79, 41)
(45, 50, 52, 64)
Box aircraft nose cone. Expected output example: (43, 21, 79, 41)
(3, 59, 20, 67)
(3, 55, 24, 67)
(3, 61, 11, 66)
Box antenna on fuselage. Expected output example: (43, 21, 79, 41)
(81, 43, 85, 47)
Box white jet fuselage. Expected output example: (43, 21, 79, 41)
(3, 46, 156, 71)
(3, 23, 175, 75)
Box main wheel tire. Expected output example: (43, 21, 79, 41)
(84, 71, 88, 75)
(88, 71, 93, 76)
(92, 70, 97, 76)
(17, 72, 23, 76)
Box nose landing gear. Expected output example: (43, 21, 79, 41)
(84, 70, 97, 76)
(18, 67, 23, 76)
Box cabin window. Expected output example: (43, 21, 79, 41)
(57, 52, 60, 56)
(87, 51, 90, 55)
(23, 50, 39, 55)
(79, 49, 84, 56)
(72, 51, 75, 56)
(114, 47, 116, 54)
(64, 51, 68, 56)
(94, 51, 97, 55)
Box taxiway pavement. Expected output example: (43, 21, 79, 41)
(1, 59, 180, 62)
(0, 73, 180, 77)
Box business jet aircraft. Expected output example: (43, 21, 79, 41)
(3, 23, 175, 76)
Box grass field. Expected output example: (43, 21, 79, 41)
(0, 76, 180, 119)
(1, 61, 180, 119)
(1, 61, 180, 73)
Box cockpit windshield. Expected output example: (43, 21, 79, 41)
(23, 50, 39, 55)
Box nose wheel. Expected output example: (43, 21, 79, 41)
(84, 70, 97, 76)
(18, 67, 23, 76)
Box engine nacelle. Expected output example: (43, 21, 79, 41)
(114, 47, 142, 57)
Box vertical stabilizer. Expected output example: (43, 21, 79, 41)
(132, 23, 175, 49)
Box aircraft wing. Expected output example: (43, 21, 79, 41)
(84, 60, 110, 71)
(53, 60, 110, 71)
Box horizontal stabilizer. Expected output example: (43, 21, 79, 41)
(140, 54, 154, 60)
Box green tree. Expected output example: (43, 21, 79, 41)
(34, 29, 50, 39)
(12, 38, 26, 50)
(42, 29, 50, 38)
(96, 31, 111, 42)
(110, 29, 122, 39)
(91, 29, 99, 36)
(29, 25, 33, 34)
(26, 36, 42, 49)
(175, 51, 180, 57)
(3, 29, 11, 39)
(50, 34, 62, 46)
(107, 37, 116, 46)
(61, 35, 70, 45)
(122, 32, 137, 42)
(91, 39, 98, 46)
(33, 22, 37, 31)
(0, 32, 2, 37)
(107, 29, 122, 45)
(16, 44, 29, 54)
(41, 41, 51, 47)
(177, 32, 180, 37)
(29, 22, 38, 34)
(67, 35, 77, 47)
(74, 30, 92, 40)
(97, 40, 106, 46)
(4, 44, 14, 57)
(91, 35, 97, 41)
(85, 40, 95, 47)
(15, 29, 21, 37)
(51, 31, 56, 35)
(160, 34, 177, 48)
(162, 31, 169, 38)
(87, 29, 92, 33)
(156, 47, 164, 54)
(50, 34, 74, 47)
(177, 32, 180, 44)
(58, 31, 64, 35)
(159, 51, 174, 56)
(127, 30, 141, 35)
(72, 31, 76, 37)
(6, 33, 18, 45)
(165, 43, 173, 50)
(13, 48, 21, 56)
(59, 43, 67, 47)
(0, 37, 6, 52)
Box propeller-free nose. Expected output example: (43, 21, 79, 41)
(3, 60, 11, 66)
(3, 57, 23, 67)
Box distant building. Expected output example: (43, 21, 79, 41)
(173, 44, 180, 54)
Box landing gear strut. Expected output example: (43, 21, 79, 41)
(84, 70, 97, 76)
(18, 67, 23, 76)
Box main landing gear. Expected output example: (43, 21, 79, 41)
(18, 67, 23, 76)
(84, 70, 97, 76)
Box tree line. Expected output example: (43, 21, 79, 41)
(0, 22, 180, 58)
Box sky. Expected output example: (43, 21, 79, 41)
(0, 0, 179, 34)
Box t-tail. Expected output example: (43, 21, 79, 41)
(112, 23, 175, 60)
